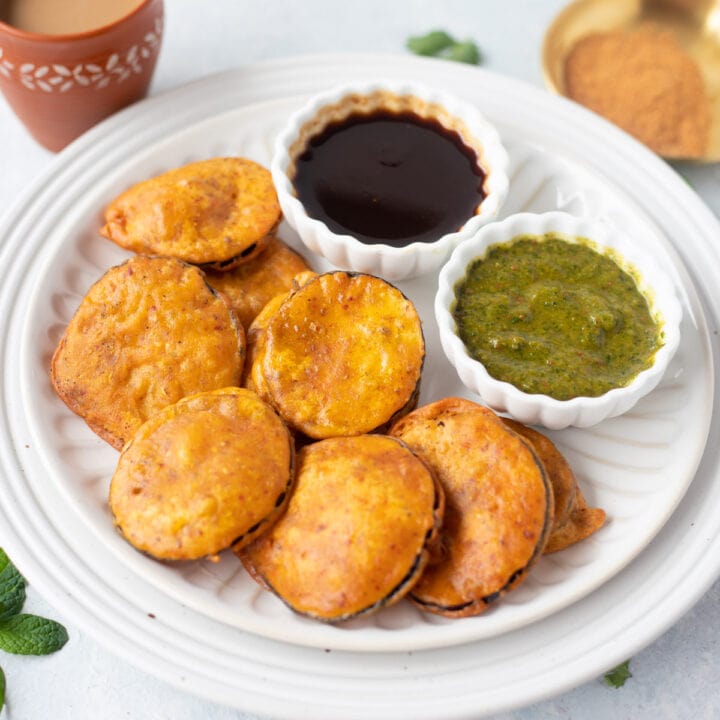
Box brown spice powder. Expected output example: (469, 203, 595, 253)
(564, 25, 711, 158)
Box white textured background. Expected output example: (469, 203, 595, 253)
(1, 1, 719, 718)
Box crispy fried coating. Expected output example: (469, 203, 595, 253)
(205, 237, 310, 330)
(257, 271, 424, 439)
(390, 398, 552, 618)
(243, 294, 285, 393)
(110, 388, 294, 561)
(239, 434, 444, 622)
(502, 418, 576, 530)
(543, 496, 606, 554)
(502, 418, 606, 553)
(100, 158, 281, 268)
(242, 270, 318, 391)
(51, 256, 245, 450)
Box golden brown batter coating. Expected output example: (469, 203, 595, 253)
(501, 418, 606, 553)
(390, 398, 552, 618)
(100, 157, 281, 268)
(242, 270, 318, 391)
(256, 271, 424, 439)
(51, 255, 245, 450)
(110, 387, 294, 561)
(239, 434, 444, 622)
(543, 495, 606, 554)
(204, 237, 310, 330)
(243, 293, 285, 394)
(501, 418, 575, 531)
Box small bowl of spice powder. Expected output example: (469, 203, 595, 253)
(542, 0, 720, 161)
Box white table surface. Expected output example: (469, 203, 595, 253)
(1, 1, 719, 718)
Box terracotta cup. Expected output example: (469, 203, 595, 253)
(0, 0, 163, 151)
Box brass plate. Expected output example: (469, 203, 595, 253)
(542, 0, 720, 162)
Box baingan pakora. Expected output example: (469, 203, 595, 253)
(100, 157, 281, 270)
(110, 387, 294, 560)
(390, 398, 553, 618)
(51, 255, 245, 449)
(239, 434, 444, 622)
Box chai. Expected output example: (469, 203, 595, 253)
(0, 0, 144, 35)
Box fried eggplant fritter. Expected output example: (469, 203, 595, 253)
(100, 157, 280, 269)
(256, 271, 424, 439)
(110, 387, 294, 560)
(390, 398, 552, 618)
(239, 434, 443, 622)
(205, 236, 310, 330)
(51, 255, 245, 449)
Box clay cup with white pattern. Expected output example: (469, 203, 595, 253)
(0, 0, 163, 151)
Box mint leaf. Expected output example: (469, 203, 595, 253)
(445, 40, 482, 65)
(407, 30, 455, 56)
(0, 551, 69, 710)
(604, 659, 632, 688)
(0, 550, 26, 622)
(0, 614, 68, 655)
(406, 30, 483, 66)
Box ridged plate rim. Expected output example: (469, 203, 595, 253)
(0, 53, 719, 718)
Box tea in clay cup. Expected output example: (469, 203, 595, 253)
(0, 0, 163, 151)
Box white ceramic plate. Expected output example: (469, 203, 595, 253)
(18, 99, 708, 652)
(1, 55, 719, 718)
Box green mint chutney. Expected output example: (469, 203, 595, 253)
(452, 235, 664, 400)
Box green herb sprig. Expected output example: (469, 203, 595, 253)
(0, 548, 68, 713)
(603, 659, 632, 688)
(406, 30, 482, 65)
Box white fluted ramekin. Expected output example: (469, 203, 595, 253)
(435, 211, 683, 429)
(271, 79, 509, 281)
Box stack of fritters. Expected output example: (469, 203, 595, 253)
(390, 398, 552, 617)
(53, 157, 313, 448)
(49, 155, 606, 627)
(52, 157, 311, 566)
(390, 398, 605, 618)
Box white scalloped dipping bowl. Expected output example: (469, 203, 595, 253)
(435, 211, 683, 429)
(271, 79, 509, 281)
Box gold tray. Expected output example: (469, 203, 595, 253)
(542, 0, 720, 162)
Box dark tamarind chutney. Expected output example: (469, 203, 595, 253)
(292, 110, 486, 247)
